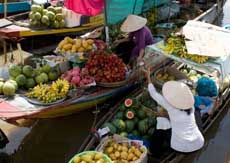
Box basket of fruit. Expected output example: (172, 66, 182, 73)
(96, 135, 148, 163)
(153, 66, 189, 88)
(68, 151, 112, 163)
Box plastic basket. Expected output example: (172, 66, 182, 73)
(68, 151, 112, 163)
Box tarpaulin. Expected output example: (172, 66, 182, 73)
(64, 0, 104, 16)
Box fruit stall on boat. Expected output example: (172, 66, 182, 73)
(0, 34, 168, 122)
(68, 12, 230, 163)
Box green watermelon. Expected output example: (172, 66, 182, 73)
(137, 109, 146, 119)
(125, 120, 135, 132)
(138, 119, 148, 135)
(147, 117, 157, 127)
(101, 122, 117, 134)
(112, 119, 126, 131)
(119, 104, 126, 111)
(125, 109, 135, 119)
(132, 117, 139, 125)
(114, 111, 124, 119)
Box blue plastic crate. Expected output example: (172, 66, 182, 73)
(0, 1, 31, 14)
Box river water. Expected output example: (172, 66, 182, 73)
(1, 1, 230, 163)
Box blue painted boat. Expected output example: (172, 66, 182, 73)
(0, 1, 30, 15)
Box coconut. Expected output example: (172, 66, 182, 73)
(3, 82, 16, 96)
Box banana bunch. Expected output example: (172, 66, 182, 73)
(26, 79, 70, 103)
(189, 55, 209, 64)
(163, 36, 209, 63)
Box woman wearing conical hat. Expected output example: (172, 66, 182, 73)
(114, 15, 154, 66)
(144, 67, 204, 153)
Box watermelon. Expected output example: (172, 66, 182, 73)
(125, 109, 135, 119)
(147, 117, 157, 127)
(112, 119, 126, 131)
(137, 109, 146, 119)
(132, 117, 139, 125)
(138, 119, 148, 135)
(114, 111, 124, 119)
(101, 122, 117, 134)
(124, 98, 133, 107)
(120, 132, 128, 137)
(125, 120, 135, 132)
(119, 104, 126, 111)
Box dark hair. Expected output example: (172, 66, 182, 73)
(180, 108, 192, 115)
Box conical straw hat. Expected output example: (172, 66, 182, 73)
(162, 81, 194, 110)
(120, 15, 147, 33)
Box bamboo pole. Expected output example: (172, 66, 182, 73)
(4, 0, 7, 18)
(3, 0, 7, 64)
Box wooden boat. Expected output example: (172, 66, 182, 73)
(77, 61, 230, 162)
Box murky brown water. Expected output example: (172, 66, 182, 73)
(1, 1, 230, 163)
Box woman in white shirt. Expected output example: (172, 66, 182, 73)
(144, 67, 204, 153)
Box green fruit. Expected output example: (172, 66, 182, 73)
(55, 13, 64, 21)
(31, 4, 42, 13)
(42, 64, 51, 73)
(101, 122, 117, 134)
(147, 117, 156, 127)
(114, 111, 124, 119)
(188, 70, 197, 76)
(34, 12, 42, 20)
(40, 73, 49, 83)
(138, 119, 148, 135)
(132, 117, 139, 125)
(119, 104, 126, 111)
(125, 98, 133, 107)
(3, 82, 16, 96)
(6, 80, 18, 91)
(41, 15, 49, 24)
(8, 64, 22, 77)
(48, 71, 58, 81)
(112, 119, 126, 131)
(29, 12, 35, 19)
(42, 9, 48, 15)
(15, 74, 26, 86)
(34, 68, 42, 76)
(46, 11, 55, 21)
(53, 20, 60, 28)
(0, 81, 4, 94)
(25, 78, 35, 89)
(47, 6, 56, 13)
(35, 75, 45, 84)
(125, 120, 135, 133)
(22, 65, 34, 77)
(54, 7, 62, 14)
(137, 109, 146, 119)
(59, 19, 65, 28)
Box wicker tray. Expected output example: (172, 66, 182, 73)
(96, 79, 128, 88)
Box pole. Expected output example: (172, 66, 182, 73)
(104, 0, 110, 45)
(4, 0, 7, 18)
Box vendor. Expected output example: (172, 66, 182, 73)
(114, 15, 154, 66)
(144, 67, 204, 153)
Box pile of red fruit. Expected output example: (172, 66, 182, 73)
(85, 50, 126, 83)
(61, 67, 94, 87)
